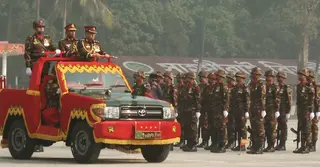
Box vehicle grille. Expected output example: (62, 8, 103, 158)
(120, 105, 163, 120)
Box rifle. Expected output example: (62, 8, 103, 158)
(290, 127, 300, 150)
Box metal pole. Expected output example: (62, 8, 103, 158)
(63, 0, 68, 39)
(196, 0, 207, 74)
(15, 76, 18, 88)
(2, 54, 7, 77)
(36, 0, 40, 19)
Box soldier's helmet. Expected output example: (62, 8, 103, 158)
(214, 70, 226, 78)
(297, 68, 309, 76)
(250, 67, 263, 75)
(164, 71, 173, 80)
(156, 71, 164, 78)
(226, 72, 235, 81)
(134, 71, 145, 79)
(309, 70, 315, 78)
(198, 71, 208, 78)
(235, 71, 246, 79)
(276, 71, 287, 79)
(264, 70, 276, 77)
(33, 19, 45, 28)
(207, 72, 216, 79)
(185, 72, 196, 79)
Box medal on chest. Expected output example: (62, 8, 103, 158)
(66, 44, 71, 48)
(280, 88, 283, 94)
(238, 88, 243, 94)
(33, 38, 39, 44)
(94, 44, 101, 52)
(302, 87, 305, 93)
(43, 39, 49, 46)
(188, 88, 192, 94)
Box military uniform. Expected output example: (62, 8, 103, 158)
(175, 73, 186, 148)
(226, 72, 236, 149)
(208, 70, 229, 153)
(181, 72, 201, 152)
(148, 72, 163, 99)
(263, 70, 280, 152)
(275, 71, 292, 151)
(307, 70, 319, 152)
(77, 26, 106, 61)
(24, 20, 57, 75)
(294, 69, 314, 154)
(131, 72, 151, 96)
(197, 71, 210, 148)
(247, 67, 266, 154)
(58, 24, 78, 57)
(230, 72, 249, 151)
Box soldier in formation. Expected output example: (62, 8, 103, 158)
(226, 72, 236, 149)
(174, 73, 186, 148)
(131, 71, 151, 96)
(197, 71, 209, 148)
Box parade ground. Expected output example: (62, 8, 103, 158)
(0, 120, 319, 167)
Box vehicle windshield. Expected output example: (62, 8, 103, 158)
(64, 71, 130, 93)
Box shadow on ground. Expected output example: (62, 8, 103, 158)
(0, 156, 147, 164)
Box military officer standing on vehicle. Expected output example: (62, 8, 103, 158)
(307, 70, 320, 152)
(263, 70, 280, 152)
(131, 71, 151, 96)
(77, 26, 108, 61)
(181, 72, 201, 152)
(275, 71, 292, 151)
(58, 23, 78, 57)
(197, 71, 210, 148)
(226, 72, 236, 149)
(24, 20, 60, 77)
(209, 70, 229, 153)
(229, 72, 250, 151)
(294, 68, 314, 154)
(174, 73, 185, 148)
(247, 67, 266, 154)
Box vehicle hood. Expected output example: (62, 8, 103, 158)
(105, 93, 170, 107)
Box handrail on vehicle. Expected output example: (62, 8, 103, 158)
(42, 51, 118, 63)
(0, 75, 6, 89)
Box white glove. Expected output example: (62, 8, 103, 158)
(56, 88, 60, 94)
(275, 111, 280, 119)
(223, 110, 228, 118)
(310, 112, 315, 120)
(316, 112, 320, 120)
(261, 110, 266, 118)
(55, 49, 61, 55)
(286, 113, 290, 120)
(26, 68, 32, 76)
(196, 112, 201, 119)
(245, 112, 249, 118)
(175, 113, 178, 118)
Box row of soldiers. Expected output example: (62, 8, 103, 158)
(131, 67, 319, 154)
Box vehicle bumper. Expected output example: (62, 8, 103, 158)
(93, 120, 181, 145)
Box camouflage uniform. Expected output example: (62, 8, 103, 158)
(275, 71, 292, 151)
(174, 73, 185, 147)
(293, 69, 314, 154)
(307, 70, 319, 152)
(58, 24, 78, 57)
(247, 67, 266, 154)
(208, 70, 229, 153)
(148, 73, 163, 99)
(181, 72, 201, 152)
(197, 71, 210, 148)
(24, 20, 57, 75)
(263, 70, 280, 152)
(230, 72, 249, 151)
(226, 72, 236, 149)
(131, 72, 151, 96)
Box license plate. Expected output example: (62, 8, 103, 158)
(135, 131, 161, 139)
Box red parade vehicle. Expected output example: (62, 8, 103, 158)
(0, 52, 180, 163)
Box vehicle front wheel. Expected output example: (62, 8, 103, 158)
(141, 145, 170, 163)
(8, 120, 35, 159)
(70, 122, 101, 164)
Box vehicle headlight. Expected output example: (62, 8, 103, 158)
(163, 106, 175, 119)
(103, 107, 120, 119)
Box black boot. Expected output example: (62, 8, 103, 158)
(252, 142, 264, 154)
(212, 143, 226, 153)
(231, 145, 240, 151)
(180, 140, 187, 149)
(246, 141, 256, 154)
(264, 142, 275, 152)
(197, 140, 208, 148)
(309, 141, 316, 152)
(275, 141, 286, 151)
(182, 141, 197, 152)
(225, 141, 235, 149)
(294, 141, 309, 154)
(34, 145, 44, 152)
(204, 143, 212, 150)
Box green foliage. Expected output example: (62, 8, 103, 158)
(1, 0, 320, 59)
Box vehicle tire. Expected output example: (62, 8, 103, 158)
(141, 145, 170, 163)
(8, 120, 35, 159)
(70, 122, 101, 164)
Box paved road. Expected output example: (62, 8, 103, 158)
(0, 120, 319, 167)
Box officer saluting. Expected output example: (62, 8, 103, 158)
(77, 26, 108, 60)
(24, 20, 60, 76)
(58, 23, 78, 57)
